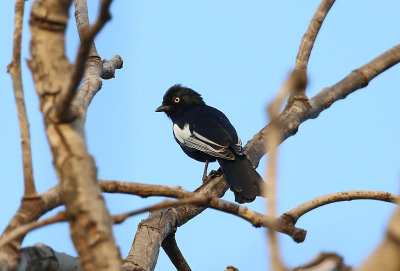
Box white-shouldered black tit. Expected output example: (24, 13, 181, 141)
(156, 84, 266, 203)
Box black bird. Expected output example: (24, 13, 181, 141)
(156, 84, 266, 203)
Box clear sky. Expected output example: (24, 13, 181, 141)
(1, 1, 400, 270)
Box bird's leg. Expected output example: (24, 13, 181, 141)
(202, 160, 209, 182)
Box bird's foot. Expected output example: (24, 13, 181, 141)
(209, 169, 220, 178)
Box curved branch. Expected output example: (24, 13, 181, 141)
(283, 190, 399, 223)
(295, 0, 335, 71)
(289, 0, 335, 102)
(162, 234, 192, 271)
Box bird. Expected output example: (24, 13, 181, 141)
(155, 84, 266, 203)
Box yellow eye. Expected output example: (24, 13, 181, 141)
(174, 97, 180, 103)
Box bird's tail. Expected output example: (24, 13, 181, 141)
(218, 155, 266, 203)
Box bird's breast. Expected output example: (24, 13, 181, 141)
(173, 123, 191, 144)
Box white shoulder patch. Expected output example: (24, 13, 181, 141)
(173, 123, 191, 143)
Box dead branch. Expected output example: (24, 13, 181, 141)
(8, 0, 37, 198)
(289, 0, 335, 104)
(55, 0, 113, 121)
(162, 234, 192, 271)
(244, 43, 400, 168)
(284, 190, 399, 223)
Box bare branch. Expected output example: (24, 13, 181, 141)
(358, 204, 400, 271)
(0, 212, 67, 249)
(309, 44, 400, 118)
(8, 0, 37, 198)
(295, 0, 335, 71)
(55, 0, 113, 121)
(244, 44, 400, 167)
(28, 0, 121, 269)
(162, 234, 192, 271)
(289, 0, 335, 103)
(101, 55, 123, 79)
(99, 179, 194, 198)
(284, 190, 399, 223)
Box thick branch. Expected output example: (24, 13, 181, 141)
(309, 44, 400, 118)
(28, 0, 121, 269)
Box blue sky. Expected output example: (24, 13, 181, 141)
(1, 1, 400, 270)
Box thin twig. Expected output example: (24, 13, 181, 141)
(0, 212, 67, 249)
(8, 0, 37, 198)
(283, 190, 399, 223)
(99, 179, 194, 199)
(162, 234, 192, 271)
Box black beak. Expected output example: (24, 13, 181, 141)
(155, 105, 172, 112)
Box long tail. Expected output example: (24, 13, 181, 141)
(218, 155, 266, 203)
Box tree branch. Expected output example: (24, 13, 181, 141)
(308, 44, 400, 118)
(283, 190, 399, 223)
(162, 234, 192, 271)
(28, 0, 121, 269)
(55, 0, 113, 122)
(289, 0, 335, 103)
(244, 43, 400, 168)
(0, 0, 42, 267)
(8, 0, 37, 198)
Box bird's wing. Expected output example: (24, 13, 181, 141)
(174, 123, 235, 160)
(193, 106, 244, 156)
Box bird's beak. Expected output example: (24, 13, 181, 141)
(155, 105, 172, 112)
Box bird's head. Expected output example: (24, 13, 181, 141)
(155, 84, 205, 119)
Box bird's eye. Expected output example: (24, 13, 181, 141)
(174, 97, 180, 103)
